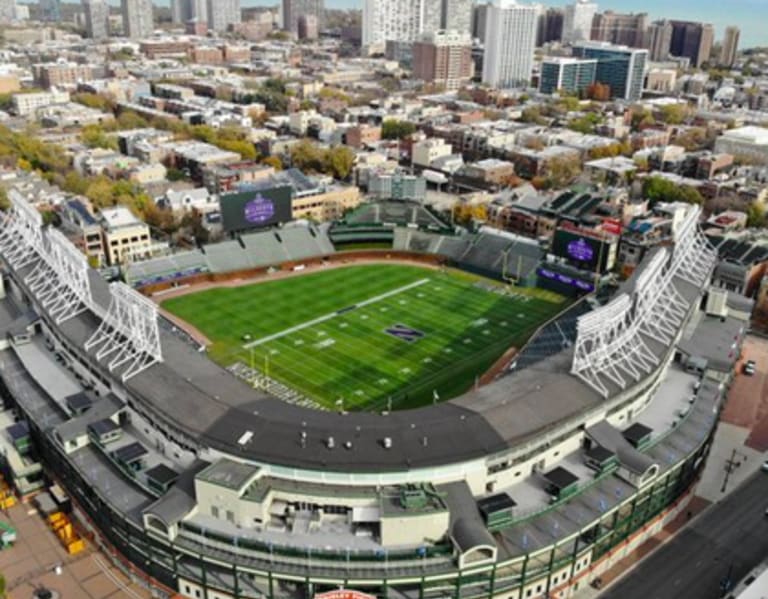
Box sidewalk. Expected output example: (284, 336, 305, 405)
(574, 334, 768, 598)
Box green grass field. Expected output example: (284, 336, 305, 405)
(162, 264, 567, 411)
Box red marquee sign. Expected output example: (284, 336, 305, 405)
(315, 591, 377, 599)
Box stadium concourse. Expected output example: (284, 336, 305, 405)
(0, 190, 750, 599)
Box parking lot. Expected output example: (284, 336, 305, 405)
(0, 501, 152, 599)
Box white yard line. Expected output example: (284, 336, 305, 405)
(242, 278, 431, 349)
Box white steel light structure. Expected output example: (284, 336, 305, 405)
(26, 229, 93, 323)
(634, 248, 689, 345)
(572, 205, 717, 398)
(0, 190, 45, 269)
(571, 294, 659, 397)
(85, 282, 163, 381)
(671, 205, 717, 287)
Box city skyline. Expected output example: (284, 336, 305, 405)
(178, 0, 760, 48)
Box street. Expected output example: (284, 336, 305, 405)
(603, 471, 768, 599)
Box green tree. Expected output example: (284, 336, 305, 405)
(261, 155, 283, 170)
(381, 119, 416, 140)
(81, 124, 118, 150)
(290, 139, 326, 173)
(658, 103, 689, 125)
(116, 110, 149, 130)
(324, 146, 355, 180)
(642, 175, 704, 205)
(747, 202, 765, 228)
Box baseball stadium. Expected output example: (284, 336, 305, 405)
(0, 190, 748, 599)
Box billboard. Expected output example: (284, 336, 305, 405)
(220, 185, 293, 232)
(537, 267, 595, 293)
(551, 228, 616, 273)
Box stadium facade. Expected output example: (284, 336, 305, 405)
(0, 189, 744, 599)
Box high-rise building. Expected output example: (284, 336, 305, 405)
(471, 2, 490, 42)
(121, 0, 154, 38)
(572, 41, 648, 101)
(562, 0, 597, 45)
(297, 14, 318, 40)
(591, 11, 648, 48)
(648, 20, 673, 61)
(719, 26, 740, 68)
(84, 0, 109, 39)
(536, 6, 563, 46)
(39, 0, 61, 22)
(413, 30, 473, 90)
(482, 0, 537, 89)
(442, 0, 473, 34)
(539, 57, 597, 95)
(282, 0, 323, 36)
(668, 20, 714, 68)
(171, 0, 207, 25)
(206, 0, 240, 32)
(363, 0, 473, 49)
(363, 0, 425, 48)
(0, 0, 16, 22)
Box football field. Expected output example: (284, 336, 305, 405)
(162, 264, 567, 411)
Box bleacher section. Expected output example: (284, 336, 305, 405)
(394, 228, 544, 281)
(343, 201, 451, 230)
(125, 225, 335, 287)
(126, 220, 544, 290)
(458, 234, 510, 278)
(124, 250, 209, 287)
(511, 299, 594, 372)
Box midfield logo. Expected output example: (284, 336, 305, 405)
(385, 323, 425, 343)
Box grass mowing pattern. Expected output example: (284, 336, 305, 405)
(162, 264, 567, 411)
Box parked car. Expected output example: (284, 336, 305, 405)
(761, 460, 768, 473)
(744, 360, 756, 376)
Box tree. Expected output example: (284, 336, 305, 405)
(452, 202, 488, 225)
(658, 103, 689, 125)
(324, 146, 355, 180)
(261, 155, 283, 170)
(642, 175, 703, 206)
(586, 82, 611, 102)
(81, 124, 118, 150)
(72, 92, 115, 112)
(568, 112, 601, 134)
(381, 119, 416, 140)
(290, 139, 326, 173)
(545, 156, 582, 188)
(747, 202, 765, 228)
(116, 110, 149, 130)
(519, 106, 546, 125)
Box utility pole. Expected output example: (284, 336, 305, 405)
(721, 448, 746, 494)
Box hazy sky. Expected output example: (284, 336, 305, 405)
(93, 0, 767, 48)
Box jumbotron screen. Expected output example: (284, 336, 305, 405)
(219, 186, 293, 232)
(551, 228, 616, 273)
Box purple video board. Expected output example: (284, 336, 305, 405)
(567, 238, 595, 262)
(244, 194, 275, 224)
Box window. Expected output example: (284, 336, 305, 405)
(211, 505, 219, 518)
(226, 510, 235, 523)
